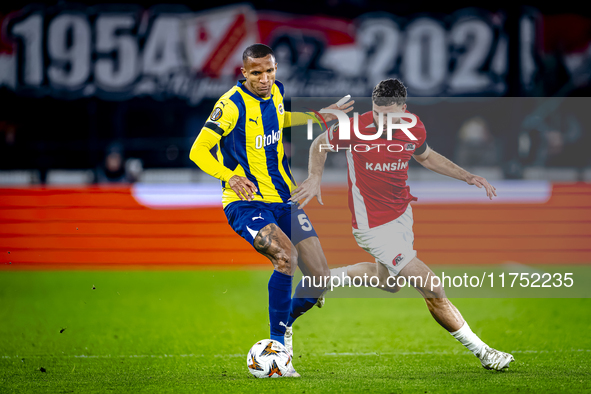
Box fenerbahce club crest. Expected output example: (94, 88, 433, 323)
(278, 103, 284, 114)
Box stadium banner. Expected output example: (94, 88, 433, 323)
(1, 182, 590, 298)
(0, 4, 572, 103)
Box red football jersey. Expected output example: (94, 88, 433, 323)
(325, 109, 427, 230)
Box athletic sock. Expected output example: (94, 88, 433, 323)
(330, 267, 351, 288)
(268, 270, 293, 345)
(286, 278, 325, 327)
(449, 322, 487, 357)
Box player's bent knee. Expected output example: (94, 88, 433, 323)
(380, 279, 401, 293)
(377, 272, 402, 293)
(422, 284, 446, 300)
(253, 223, 294, 274)
(377, 268, 390, 282)
(253, 224, 277, 252)
(377, 271, 394, 287)
(253, 223, 290, 254)
(273, 252, 292, 275)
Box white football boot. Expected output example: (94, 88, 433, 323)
(478, 346, 515, 371)
(284, 362, 301, 378)
(284, 326, 294, 357)
(282, 337, 300, 378)
(315, 294, 325, 308)
(315, 288, 329, 309)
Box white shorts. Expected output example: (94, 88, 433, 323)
(352, 204, 417, 276)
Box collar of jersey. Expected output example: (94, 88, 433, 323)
(237, 80, 272, 102)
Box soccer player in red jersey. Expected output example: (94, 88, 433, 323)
(291, 79, 514, 371)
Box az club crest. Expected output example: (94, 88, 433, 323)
(393, 253, 404, 266)
(405, 143, 415, 151)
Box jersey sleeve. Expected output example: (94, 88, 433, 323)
(411, 113, 428, 155)
(284, 111, 319, 128)
(202, 98, 239, 138)
(189, 98, 240, 182)
(414, 139, 428, 155)
(189, 129, 237, 182)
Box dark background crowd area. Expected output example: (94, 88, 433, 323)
(1, 1, 590, 182)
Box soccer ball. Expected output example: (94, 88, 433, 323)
(246, 339, 292, 378)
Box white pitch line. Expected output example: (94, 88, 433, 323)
(2, 349, 589, 359)
(325, 349, 590, 356)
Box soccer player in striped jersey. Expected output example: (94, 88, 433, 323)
(190, 44, 353, 377)
(292, 79, 514, 371)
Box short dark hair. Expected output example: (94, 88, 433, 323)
(372, 78, 407, 107)
(242, 44, 275, 63)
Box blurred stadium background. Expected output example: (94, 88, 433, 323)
(1, 1, 590, 268)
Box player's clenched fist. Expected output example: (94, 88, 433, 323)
(228, 175, 258, 201)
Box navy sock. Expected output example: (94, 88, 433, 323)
(287, 278, 325, 327)
(268, 270, 293, 345)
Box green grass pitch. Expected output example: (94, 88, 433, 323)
(0, 269, 590, 393)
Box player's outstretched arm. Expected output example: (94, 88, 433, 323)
(413, 145, 497, 200)
(284, 98, 354, 127)
(289, 131, 331, 209)
(318, 97, 355, 123)
(189, 130, 258, 201)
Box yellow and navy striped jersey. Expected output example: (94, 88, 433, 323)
(200, 80, 298, 208)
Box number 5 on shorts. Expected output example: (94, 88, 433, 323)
(297, 213, 313, 231)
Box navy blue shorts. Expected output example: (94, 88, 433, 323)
(224, 201, 318, 247)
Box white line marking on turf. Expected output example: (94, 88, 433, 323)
(1, 354, 242, 359)
(325, 349, 591, 356)
(2, 349, 589, 359)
